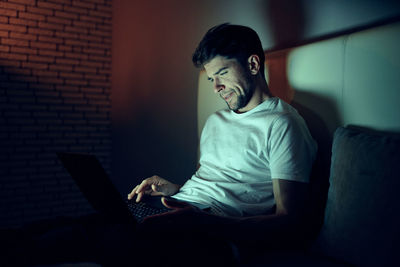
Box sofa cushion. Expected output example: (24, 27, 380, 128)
(315, 126, 400, 267)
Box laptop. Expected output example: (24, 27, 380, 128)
(56, 152, 171, 224)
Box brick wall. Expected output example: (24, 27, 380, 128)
(0, 0, 112, 228)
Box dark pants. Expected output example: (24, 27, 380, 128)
(2, 213, 237, 267)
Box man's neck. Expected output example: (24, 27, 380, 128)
(237, 78, 271, 113)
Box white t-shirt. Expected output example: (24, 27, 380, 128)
(172, 97, 317, 217)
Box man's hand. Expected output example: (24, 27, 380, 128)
(127, 175, 181, 202)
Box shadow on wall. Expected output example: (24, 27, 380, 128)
(0, 64, 111, 228)
(263, 0, 342, 235)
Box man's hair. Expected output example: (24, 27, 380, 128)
(192, 23, 265, 76)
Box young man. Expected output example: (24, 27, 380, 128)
(128, 23, 317, 252)
(4, 24, 317, 267)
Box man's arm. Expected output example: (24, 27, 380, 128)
(141, 178, 311, 247)
(229, 178, 310, 245)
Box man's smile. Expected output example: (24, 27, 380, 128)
(222, 91, 234, 102)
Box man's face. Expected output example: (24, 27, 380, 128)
(204, 56, 255, 112)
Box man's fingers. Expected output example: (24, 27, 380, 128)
(127, 185, 139, 200)
(136, 180, 150, 194)
(136, 191, 144, 202)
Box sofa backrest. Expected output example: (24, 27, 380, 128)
(315, 126, 400, 267)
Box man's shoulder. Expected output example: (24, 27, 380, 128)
(207, 108, 230, 120)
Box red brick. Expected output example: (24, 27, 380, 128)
(88, 42, 110, 50)
(10, 32, 37, 41)
(84, 0, 106, 3)
(46, 16, 72, 25)
(65, 25, 88, 34)
(56, 85, 79, 91)
(65, 52, 88, 60)
(49, 64, 73, 72)
(0, 59, 20, 67)
(38, 21, 63, 31)
(11, 46, 37, 55)
(47, 0, 71, 4)
(64, 39, 87, 47)
(30, 41, 57, 50)
(79, 15, 102, 23)
(88, 99, 109, 106)
(88, 80, 110, 87)
(64, 79, 87, 86)
(89, 9, 111, 18)
(81, 87, 102, 94)
(8, 0, 36, 5)
(0, 52, 27, 61)
(85, 74, 107, 80)
(37, 0, 63, 10)
(103, 37, 111, 44)
(60, 72, 83, 79)
(96, 4, 112, 13)
(0, 23, 26, 33)
(38, 49, 64, 57)
(3, 67, 31, 75)
(0, 45, 10, 52)
(0, 9, 17, 17)
(9, 18, 37, 27)
(74, 66, 97, 74)
(56, 58, 80, 65)
(18, 12, 45, 21)
(79, 60, 102, 68)
(27, 6, 53, 16)
(73, 20, 96, 29)
(57, 45, 72, 52)
(0, 2, 25, 11)
(38, 77, 64, 84)
(72, 0, 95, 9)
(88, 55, 110, 62)
(28, 27, 53, 36)
(22, 61, 48, 69)
(2, 37, 29, 47)
(0, 30, 8, 37)
(63, 5, 88, 15)
(54, 11, 78, 20)
(55, 31, 78, 39)
(83, 48, 105, 55)
(0, 16, 8, 23)
(38, 35, 63, 44)
(28, 55, 55, 63)
(32, 69, 58, 77)
(72, 46, 82, 53)
(98, 68, 110, 75)
(96, 24, 111, 32)
(79, 34, 101, 43)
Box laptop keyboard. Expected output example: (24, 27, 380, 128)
(126, 199, 170, 222)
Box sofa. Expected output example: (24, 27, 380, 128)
(242, 125, 400, 267)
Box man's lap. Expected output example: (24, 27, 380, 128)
(2, 213, 237, 266)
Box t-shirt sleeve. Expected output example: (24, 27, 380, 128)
(268, 113, 317, 183)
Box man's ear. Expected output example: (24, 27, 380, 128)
(248, 55, 260, 75)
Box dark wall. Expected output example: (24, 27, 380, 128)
(0, 0, 112, 228)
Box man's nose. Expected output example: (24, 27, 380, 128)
(213, 78, 225, 93)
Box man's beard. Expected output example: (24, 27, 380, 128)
(228, 78, 256, 112)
